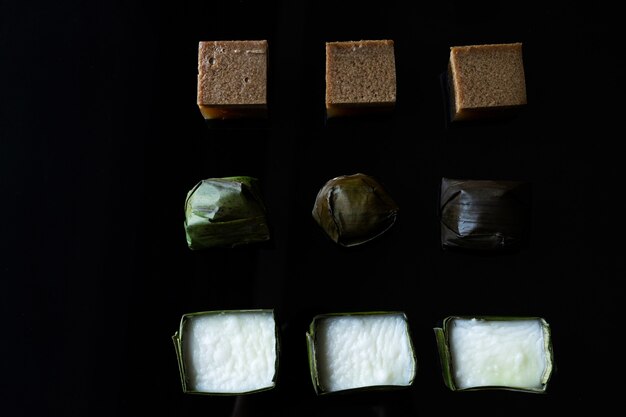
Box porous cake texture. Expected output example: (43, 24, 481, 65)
(197, 40, 268, 119)
(325, 40, 396, 117)
(448, 42, 527, 121)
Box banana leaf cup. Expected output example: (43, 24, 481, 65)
(172, 309, 279, 395)
(434, 316, 554, 393)
(184, 176, 270, 250)
(306, 311, 417, 395)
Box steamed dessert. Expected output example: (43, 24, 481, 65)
(184, 176, 270, 250)
(448, 42, 527, 121)
(197, 40, 268, 119)
(439, 178, 531, 251)
(312, 173, 398, 247)
(172, 310, 278, 394)
(306, 312, 416, 394)
(325, 40, 396, 118)
(434, 316, 554, 392)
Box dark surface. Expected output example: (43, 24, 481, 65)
(1, 1, 623, 416)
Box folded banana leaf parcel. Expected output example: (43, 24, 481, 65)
(184, 176, 270, 250)
(439, 178, 531, 252)
(312, 173, 399, 247)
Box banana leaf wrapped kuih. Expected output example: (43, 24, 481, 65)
(184, 176, 270, 250)
(172, 309, 279, 395)
(439, 178, 531, 251)
(306, 312, 417, 395)
(434, 316, 554, 393)
(312, 173, 399, 247)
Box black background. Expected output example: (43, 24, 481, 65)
(1, 1, 624, 416)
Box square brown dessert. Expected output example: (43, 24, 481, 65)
(197, 40, 268, 120)
(448, 42, 527, 122)
(325, 40, 396, 118)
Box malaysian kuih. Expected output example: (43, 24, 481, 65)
(325, 40, 396, 118)
(306, 312, 417, 395)
(172, 310, 278, 395)
(184, 176, 270, 250)
(447, 42, 527, 121)
(312, 173, 399, 247)
(439, 178, 531, 251)
(434, 316, 554, 393)
(197, 40, 268, 120)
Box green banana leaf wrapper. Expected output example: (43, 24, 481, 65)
(439, 178, 531, 251)
(433, 315, 554, 393)
(172, 309, 279, 395)
(306, 311, 417, 395)
(184, 176, 270, 250)
(312, 173, 399, 247)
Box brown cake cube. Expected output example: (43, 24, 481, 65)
(448, 42, 527, 121)
(325, 40, 396, 118)
(197, 40, 268, 120)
